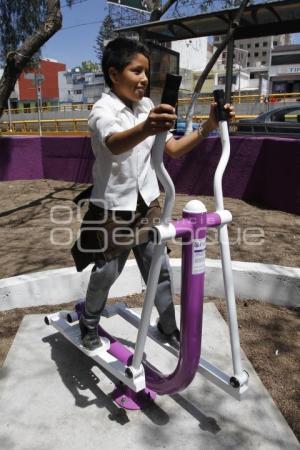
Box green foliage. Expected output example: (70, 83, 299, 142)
(94, 15, 116, 63)
(0, 1, 46, 61)
(76, 60, 101, 73)
(0, 0, 76, 62)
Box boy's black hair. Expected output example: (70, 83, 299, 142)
(102, 37, 150, 88)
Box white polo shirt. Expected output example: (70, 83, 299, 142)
(88, 90, 172, 211)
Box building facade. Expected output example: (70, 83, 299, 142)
(17, 59, 66, 111)
(269, 44, 300, 94)
(210, 34, 300, 95)
(214, 34, 290, 70)
(58, 70, 105, 104)
(170, 37, 212, 94)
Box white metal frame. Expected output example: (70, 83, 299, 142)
(45, 116, 249, 398)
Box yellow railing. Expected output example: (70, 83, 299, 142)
(178, 92, 300, 105)
(2, 103, 94, 115)
(0, 116, 260, 135)
(0, 118, 88, 135)
(2, 92, 300, 115)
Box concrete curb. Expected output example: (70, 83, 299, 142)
(0, 258, 299, 311)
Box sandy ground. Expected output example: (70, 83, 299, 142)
(0, 179, 299, 440)
(0, 179, 299, 277)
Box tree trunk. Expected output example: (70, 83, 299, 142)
(0, 0, 62, 119)
(185, 0, 250, 134)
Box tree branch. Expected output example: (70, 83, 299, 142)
(0, 0, 62, 118)
(185, 0, 250, 133)
(150, 0, 178, 21)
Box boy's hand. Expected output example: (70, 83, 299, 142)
(143, 104, 177, 136)
(203, 102, 235, 133)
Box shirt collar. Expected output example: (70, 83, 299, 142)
(107, 90, 149, 114)
(107, 90, 128, 111)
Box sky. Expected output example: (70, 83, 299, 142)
(43, 0, 107, 68)
(43, 0, 300, 70)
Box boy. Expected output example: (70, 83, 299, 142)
(72, 37, 234, 350)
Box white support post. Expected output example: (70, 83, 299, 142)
(214, 120, 248, 387)
(131, 131, 176, 371)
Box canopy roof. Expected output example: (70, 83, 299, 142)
(116, 0, 300, 42)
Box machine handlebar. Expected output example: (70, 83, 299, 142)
(213, 89, 228, 122)
(161, 73, 182, 108)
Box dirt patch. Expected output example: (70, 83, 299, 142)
(0, 180, 299, 440)
(0, 180, 299, 278)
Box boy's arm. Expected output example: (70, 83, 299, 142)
(105, 122, 149, 155)
(106, 104, 177, 155)
(165, 103, 234, 159)
(165, 121, 213, 159)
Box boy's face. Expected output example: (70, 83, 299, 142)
(108, 53, 149, 107)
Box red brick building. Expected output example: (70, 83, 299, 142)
(17, 59, 66, 110)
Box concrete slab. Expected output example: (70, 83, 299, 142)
(0, 304, 299, 450)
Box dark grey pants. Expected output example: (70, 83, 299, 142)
(84, 241, 177, 334)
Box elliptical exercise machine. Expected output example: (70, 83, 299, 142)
(45, 77, 249, 410)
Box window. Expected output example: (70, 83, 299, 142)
(282, 109, 300, 122)
(263, 42, 268, 47)
(270, 109, 300, 122)
(74, 90, 82, 94)
(248, 52, 251, 57)
(247, 44, 251, 49)
(272, 54, 300, 65)
(24, 103, 31, 113)
(272, 81, 288, 93)
(255, 43, 259, 48)
(270, 111, 285, 122)
(262, 61, 266, 65)
(254, 52, 259, 57)
(11, 101, 18, 111)
(247, 62, 250, 67)
(274, 41, 278, 46)
(262, 51, 267, 56)
(218, 75, 236, 84)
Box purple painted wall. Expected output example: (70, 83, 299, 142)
(0, 136, 44, 181)
(163, 136, 300, 214)
(0, 136, 93, 184)
(0, 135, 299, 214)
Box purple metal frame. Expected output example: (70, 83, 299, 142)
(75, 208, 213, 408)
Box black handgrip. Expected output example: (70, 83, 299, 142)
(161, 73, 182, 108)
(213, 89, 228, 122)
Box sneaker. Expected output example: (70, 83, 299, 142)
(157, 321, 180, 348)
(79, 316, 101, 350)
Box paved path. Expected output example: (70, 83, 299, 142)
(0, 304, 299, 450)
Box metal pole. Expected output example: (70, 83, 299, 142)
(7, 98, 13, 132)
(225, 38, 234, 103)
(131, 243, 165, 370)
(266, 35, 273, 112)
(214, 119, 248, 386)
(131, 132, 175, 371)
(35, 72, 42, 136)
(238, 65, 241, 103)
